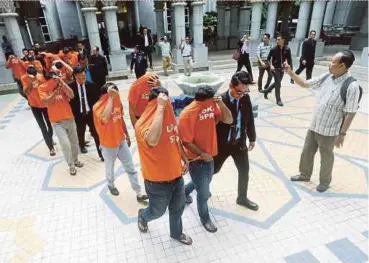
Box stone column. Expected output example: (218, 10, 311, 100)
(224, 7, 230, 38)
(102, 5, 128, 78)
(154, 1, 165, 37)
(76, 1, 88, 40)
(250, 2, 263, 41)
(266, 2, 278, 39)
(0, 13, 25, 57)
(323, 0, 337, 26)
(238, 5, 251, 36)
(191, 1, 208, 69)
(170, 6, 176, 45)
(309, 1, 327, 57)
(229, 3, 240, 49)
(43, 1, 63, 41)
(134, 1, 140, 32)
(309, 1, 327, 40)
(216, 2, 227, 50)
(81, 5, 102, 51)
(171, 1, 186, 72)
(290, 1, 312, 56)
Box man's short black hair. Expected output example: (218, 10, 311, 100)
(148, 87, 169, 102)
(94, 46, 100, 51)
(277, 33, 286, 40)
(73, 66, 85, 75)
(194, 85, 215, 101)
(101, 82, 118, 95)
(22, 48, 28, 52)
(231, 71, 252, 87)
(338, 50, 355, 69)
(310, 30, 316, 34)
(28, 49, 35, 53)
(264, 33, 270, 39)
(44, 72, 57, 80)
(63, 47, 70, 54)
(26, 66, 38, 76)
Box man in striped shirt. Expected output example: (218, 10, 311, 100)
(284, 50, 361, 192)
(256, 33, 273, 93)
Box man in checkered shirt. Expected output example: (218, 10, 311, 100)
(283, 50, 361, 192)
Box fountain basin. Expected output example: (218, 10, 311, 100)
(174, 72, 225, 96)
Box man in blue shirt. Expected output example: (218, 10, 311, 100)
(78, 54, 93, 83)
(213, 71, 258, 211)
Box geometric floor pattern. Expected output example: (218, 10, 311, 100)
(0, 65, 367, 263)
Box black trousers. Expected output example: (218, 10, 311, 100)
(295, 61, 314, 80)
(31, 107, 54, 150)
(143, 47, 153, 68)
(237, 53, 253, 81)
(258, 65, 273, 91)
(264, 69, 284, 102)
(213, 143, 250, 200)
(135, 70, 146, 79)
(75, 111, 102, 158)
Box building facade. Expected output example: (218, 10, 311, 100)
(0, 0, 367, 87)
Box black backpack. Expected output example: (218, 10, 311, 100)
(320, 73, 363, 106)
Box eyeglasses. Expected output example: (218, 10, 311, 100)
(232, 87, 249, 95)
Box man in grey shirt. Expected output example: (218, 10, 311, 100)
(284, 50, 361, 192)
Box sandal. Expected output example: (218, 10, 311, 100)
(173, 233, 193, 245)
(137, 209, 148, 233)
(69, 167, 77, 176)
(74, 161, 84, 168)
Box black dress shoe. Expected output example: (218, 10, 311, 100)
(185, 195, 193, 204)
(277, 101, 284, 107)
(290, 174, 310, 182)
(202, 220, 218, 233)
(263, 91, 268, 99)
(316, 184, 329, 192)
(80, 147, 88, 154)
(236, 198, 259, 211)
(108, 186, 119, 196)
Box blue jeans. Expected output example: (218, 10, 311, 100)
(185, 160, 214, 223)
(100, 139, 141, 193)
(141, 176, 185, 239)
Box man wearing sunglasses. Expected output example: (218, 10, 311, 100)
(213, 71, 258, 211)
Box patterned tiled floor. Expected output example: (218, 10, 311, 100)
(0, 65, 367, 263)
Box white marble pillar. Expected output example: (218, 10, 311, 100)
(154, 5, 165, 37)
(295, 1, 312, 40)
(102, 5, 128, 75)
(309, 1, 327, 39)
(191, 1, 208, 67)
(250, 2, 263, 41)
(81, 7, 102, 51)
(43, 1, 63, 41)
(0, 13, 25, 57)
(172, 2, 186, 71)
(230, 4, 239, 37)
(238, 6, 251, 36)
(224, 7, 230, 37)
(134, 1, 140, 32)
(266, 2, 278, 39)
(216, 3, 227, 50)
(290, 1, 312, 56)
(76, 1, 88, 39)
(323, 0, 337, 26)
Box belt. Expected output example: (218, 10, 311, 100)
(145, 176, 181, 184)
(183, 55, 191, 57)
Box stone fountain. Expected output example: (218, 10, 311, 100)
(171, 73, 225, 116)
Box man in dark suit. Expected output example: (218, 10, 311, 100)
(69, 66, 103, 160)
(140, 28, 154, 69)
(293, 30, 317, 81)
(213, 71, 258, 211)
(89, 46, 108, 90)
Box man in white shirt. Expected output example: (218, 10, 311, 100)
(256, 33, 273, 92)
(69, 66, 103, 161)
(180, 37, 193, 76)
(285, 50, 361, 193)
(158, 36, 172, 76)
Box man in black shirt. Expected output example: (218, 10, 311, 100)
(293, 30, 316, 82)
(263, 34, 292, 107)
(213, 71, 258, 211)
(130, 45, 148, 79)
(89, 46, 109, 89)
